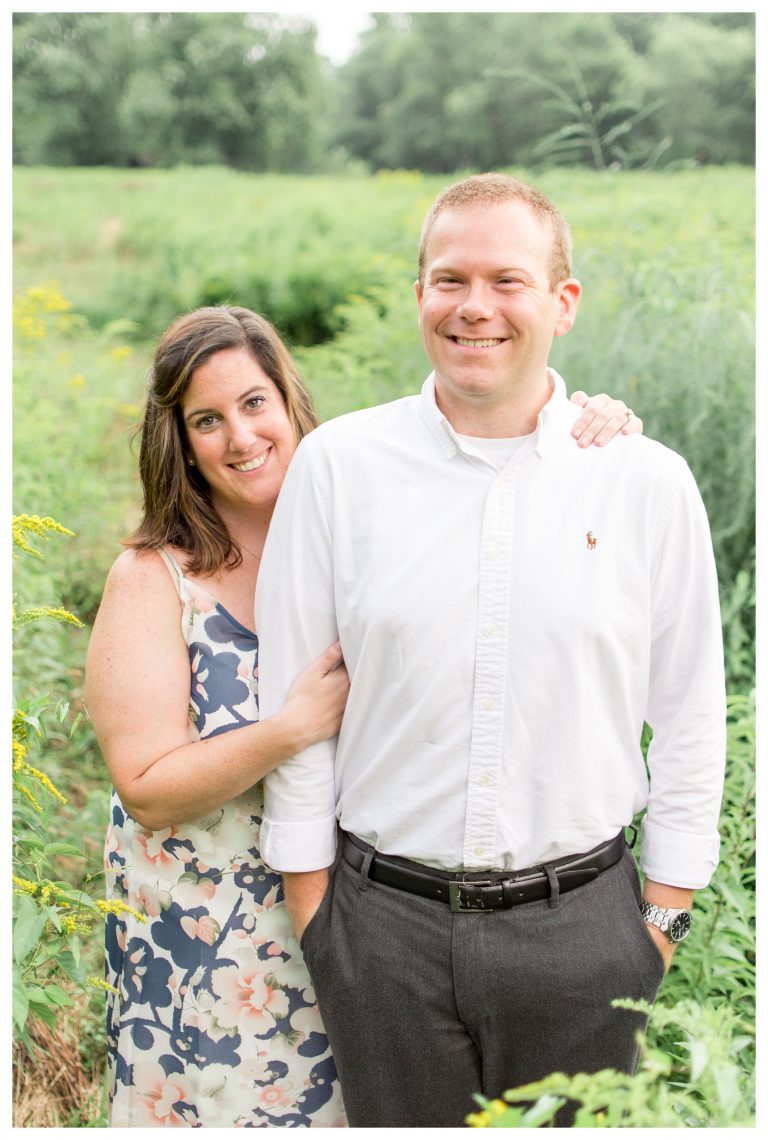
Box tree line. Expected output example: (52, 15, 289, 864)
(13, 11, 755, 172)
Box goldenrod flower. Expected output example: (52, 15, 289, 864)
(12, 514, 75, 559)
(12, 875, 39, 895)
(14, 783, 42, 812)
(96, 899, 147, 923)
(26, 283, 70, 313)
(110, 345, 133, 360)
(14, 605, 83, 629)
(62, 915, 95, 935)
(466, 1110, 491, 1127)
(12, 738, 26, 770)
(12, 282, 72, 341)
(17, 762, 67, 804)
(87, 976, 121, 995)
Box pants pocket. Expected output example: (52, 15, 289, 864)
(298, 872, 334, 954)
(619, 849, 667, 982)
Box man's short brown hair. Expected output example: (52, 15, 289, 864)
(418, 172, 573, 290)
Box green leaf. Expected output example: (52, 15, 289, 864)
(44, 842, 84, 857)
(43, 983, 73, 1008)
(13, 972, 30, 1033)
(13, 896, 47, 964)
(57, 949, 86, 985)
(24, 984, 49, 1003)
(29, 1001, 58, 1029)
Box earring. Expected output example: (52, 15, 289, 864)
(187, 456, 195, 467)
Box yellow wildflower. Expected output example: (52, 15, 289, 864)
(12, 875, 39, 895)
(87, 976, 121, 995)
(68, 373, 86, 391)
(62, 915, 95, 936)
(26, 283, 70, 313)
(12, 738, 26, 770)
(12, 283, 72, 341)
(466, 1109, 491, 1127)
(15, 605, 84, 629)
(96, 899, 147, 924)
(15, 783, 42, 812)
(110, 345, 133, 361)
(17, 762, 67, 804)
(12, 514, 75, 559)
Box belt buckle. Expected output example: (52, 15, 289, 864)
(449, 879, 493, 913)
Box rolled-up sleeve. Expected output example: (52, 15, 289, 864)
(641, 457, 726, 888)
(256, 437, 339, 871)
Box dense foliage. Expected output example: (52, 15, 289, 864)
(12, 167, 754, 1125)
(13, 11, 755, 172)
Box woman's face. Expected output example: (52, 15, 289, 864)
(181, 346, 297, 520)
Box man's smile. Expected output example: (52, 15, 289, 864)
(451, 336, 506, 348)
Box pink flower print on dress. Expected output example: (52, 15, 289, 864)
(134, 827, 180, 873)
(211, 963, 289, 1037)
(134, 883, 170, 918)
(258, 1080, 294, 1110)
(191, 652, 210, 702)
(104, 824, 121, 868)
(187, 586, 218, 615)
(176, 871, 217, 908)
(253, 883, 280, 915)
(130, 1059, 194, 1127)
(180, 913, 220, 946)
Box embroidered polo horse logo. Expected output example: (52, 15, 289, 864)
(586, 530, 597, 551)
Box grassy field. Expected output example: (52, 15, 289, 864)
(12, 165, 755, 1125)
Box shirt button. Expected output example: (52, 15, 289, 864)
(478, 773, 492, 786)
(481, 697, 495, 710)
(483, 622, 498, 637)
(487, 545, 501, 559)
(474, 846, 485, 857)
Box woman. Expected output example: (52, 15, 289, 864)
(86, 305, 641, 1127)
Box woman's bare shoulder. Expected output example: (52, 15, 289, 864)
(100, 547, 178, 604)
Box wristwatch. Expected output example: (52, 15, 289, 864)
(640, 901, 693, 944)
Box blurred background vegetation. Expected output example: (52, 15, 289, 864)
(12, 8, 754, 1128)
(13, 11, 755, 172)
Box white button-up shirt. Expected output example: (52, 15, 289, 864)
(256, 372, 725, 889)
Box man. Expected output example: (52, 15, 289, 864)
(255, 174, 725, 1127)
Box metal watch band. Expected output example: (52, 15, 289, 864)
(640, 901, 692, 943)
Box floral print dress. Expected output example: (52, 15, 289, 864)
(104, 549, 345, 1127)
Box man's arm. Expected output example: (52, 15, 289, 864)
(282, 869, 330, 944)
(256, 438, 340, 930)
(641, 456, 726, 966)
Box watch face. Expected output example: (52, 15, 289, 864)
(668, 911, 692, 943)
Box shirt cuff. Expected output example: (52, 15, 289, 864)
(260, 812, 338, 872)
(640, 818, 721, 890)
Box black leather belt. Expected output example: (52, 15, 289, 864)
(342, 830, 626, 913)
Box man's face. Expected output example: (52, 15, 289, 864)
(415, 200, 580, 418)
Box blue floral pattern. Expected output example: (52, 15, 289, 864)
(104, 550, 345, 1126)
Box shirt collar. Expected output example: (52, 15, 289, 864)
(418, 369, 572, 460)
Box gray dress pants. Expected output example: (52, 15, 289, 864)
(300, 843, 665, 1128)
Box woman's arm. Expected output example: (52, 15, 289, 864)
(85, 549, 348, 831)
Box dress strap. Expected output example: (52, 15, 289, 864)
(157, 547, 186, 599)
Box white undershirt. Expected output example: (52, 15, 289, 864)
(455, 433, 532, 469)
